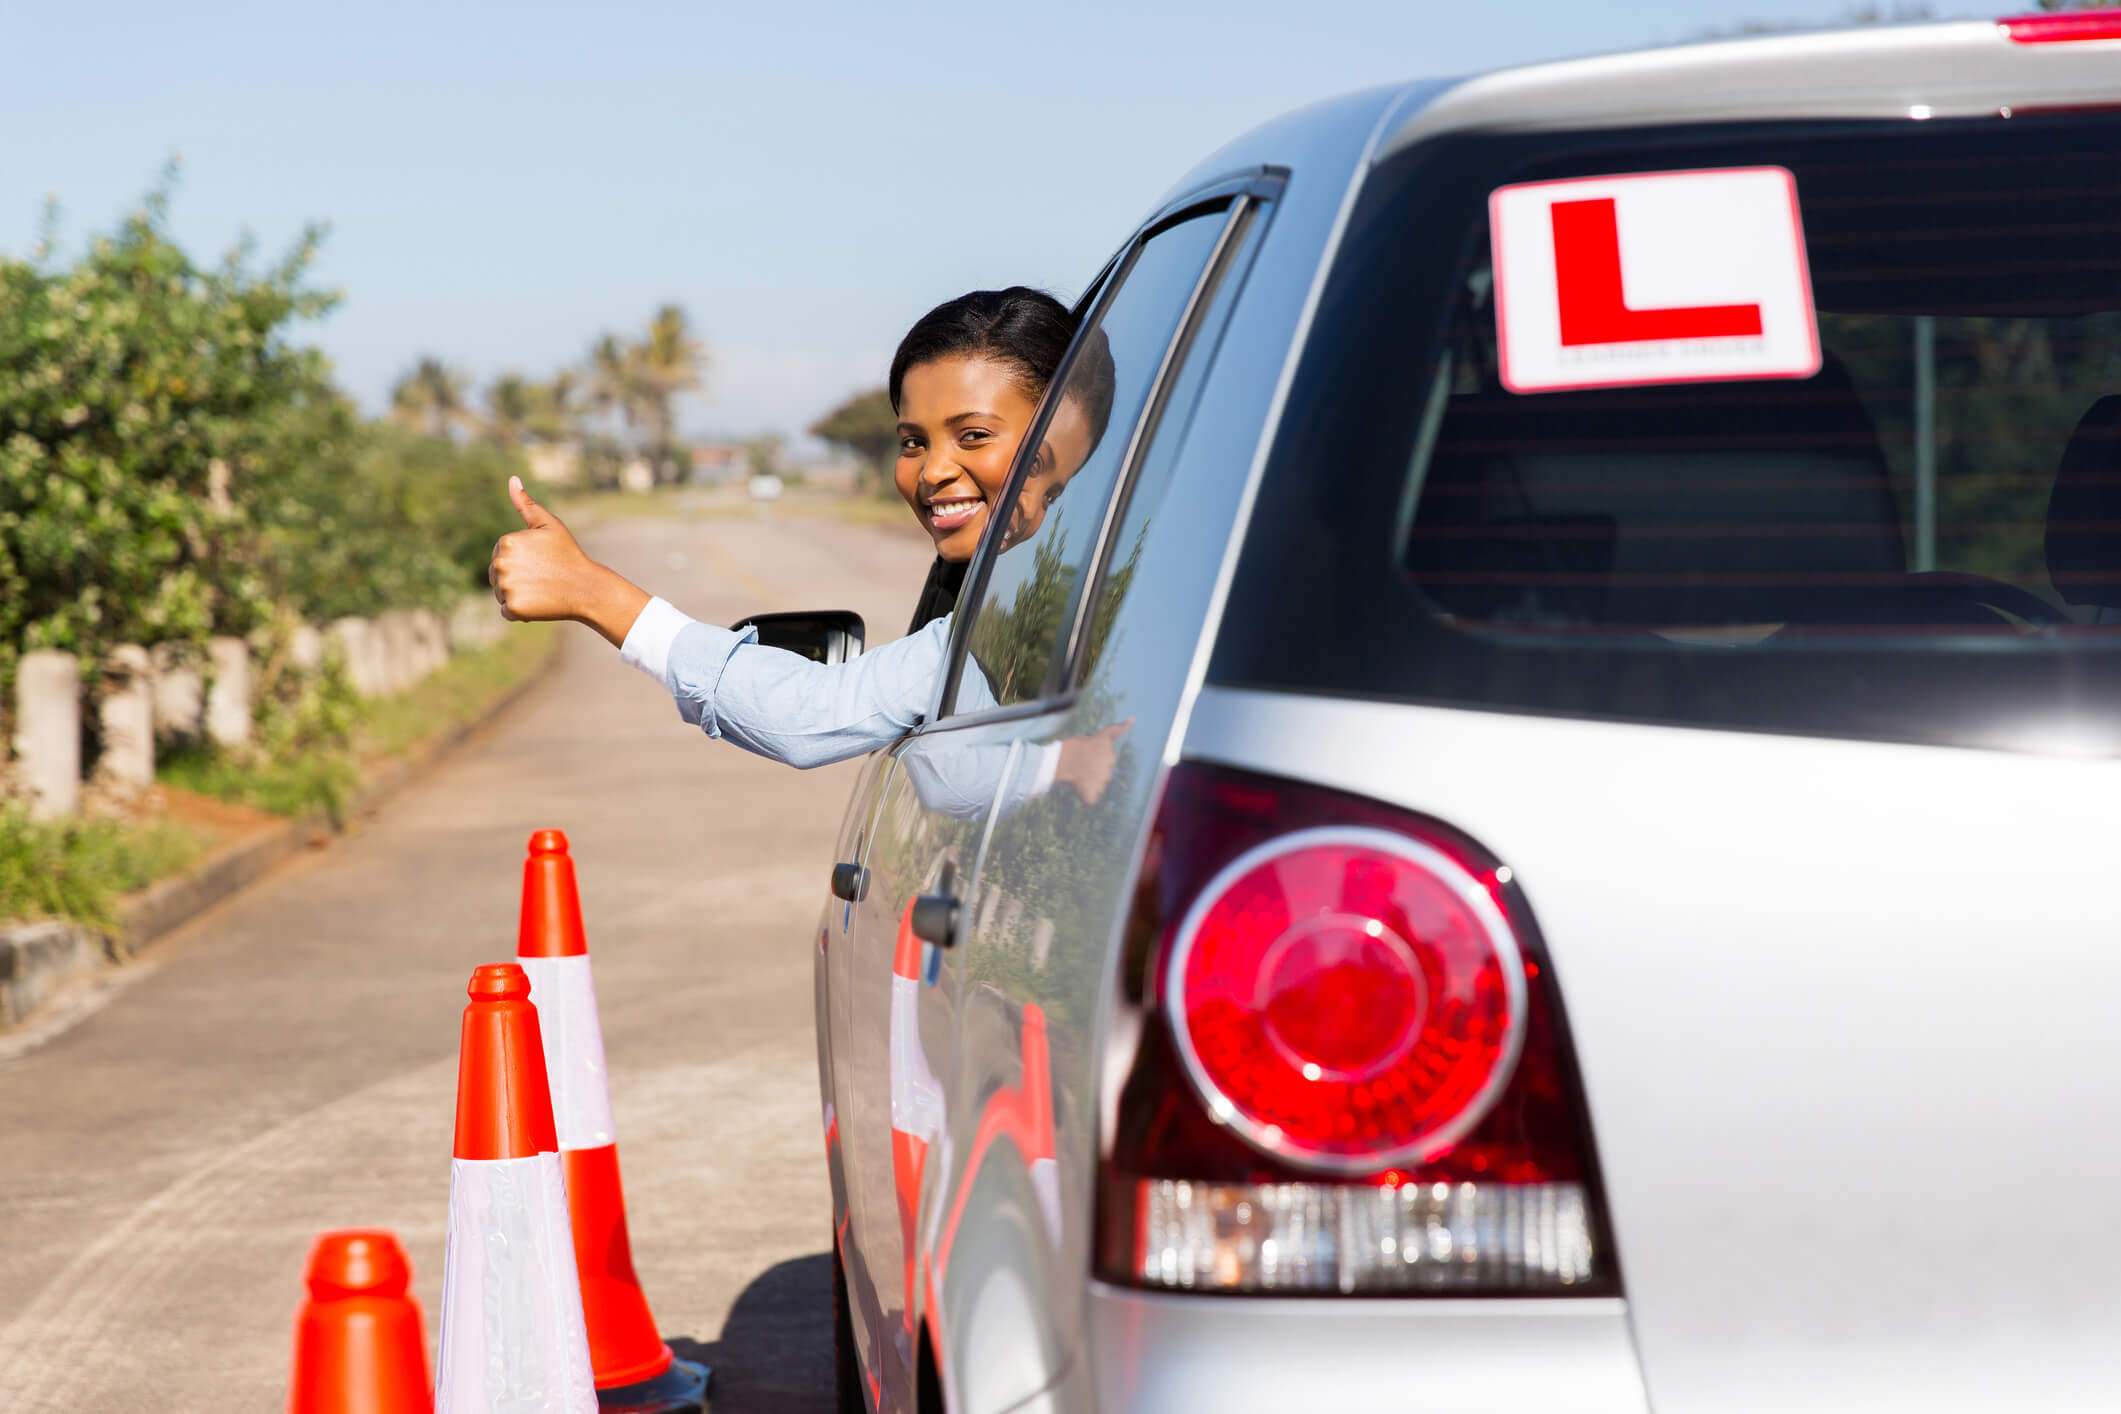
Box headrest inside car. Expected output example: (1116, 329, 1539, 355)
(2045, 395, 2121, 608)
(1411, 356, 1901, 625)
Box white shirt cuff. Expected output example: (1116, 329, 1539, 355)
(617, 596, 695, 690)
(1025, 741, 1063, 798)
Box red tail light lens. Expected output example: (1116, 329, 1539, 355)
(1098, 763, 1614, 1296)
(1999, 10, 2121, 42)
(1168, 829, 1525, 1173)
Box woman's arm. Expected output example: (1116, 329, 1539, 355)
(636, 610, 952, 768)
(489, 477, 948, 768)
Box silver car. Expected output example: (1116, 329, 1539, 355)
(789, 16, 2121, 1413)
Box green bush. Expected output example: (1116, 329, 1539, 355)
(0, 179, 525, 724)
(259, 420, 524, 622)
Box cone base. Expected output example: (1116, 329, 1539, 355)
(594, 1353, 710, 1414)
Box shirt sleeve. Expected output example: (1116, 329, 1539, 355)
(618, 596, 696, 688)
(650, 609, 954, 768)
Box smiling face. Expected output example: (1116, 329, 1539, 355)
(894, 355, 1042, 562)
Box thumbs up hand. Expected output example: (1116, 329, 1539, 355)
(489, 477, 650, 646)
(1053, 717, 1135, 808)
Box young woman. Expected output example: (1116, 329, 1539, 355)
(489, 288, 1122, 800)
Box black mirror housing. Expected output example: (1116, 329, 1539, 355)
(731, 609, 866, 665)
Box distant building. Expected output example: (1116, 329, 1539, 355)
(525, 443, 582, 487)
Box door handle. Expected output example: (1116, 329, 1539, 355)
(830, 862, 869, 902)
(910, 893, 960, 949)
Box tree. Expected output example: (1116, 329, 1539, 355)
(587, 333, 643, 442)
(746, 433, 784, 480)
(528, 368, 583, 446)
(636, 303, 705, 482)
(388, 356, 469, 439)
(809, 387, 897, 495)
(0, 179, 338, 694)
(481, 373, 535, 450)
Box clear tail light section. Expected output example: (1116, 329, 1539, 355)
(1097, 763, 1616, 1296)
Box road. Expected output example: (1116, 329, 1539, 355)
(0, 504, 933, 1413)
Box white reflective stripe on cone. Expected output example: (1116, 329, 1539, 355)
(434, 1153, 597, 1413)
(889, 973, 945, 1141)
(519, 954, 617, 1151)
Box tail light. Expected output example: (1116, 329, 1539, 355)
(1999, 10, 2121, 42)
(1097, 763, 1615, 1296)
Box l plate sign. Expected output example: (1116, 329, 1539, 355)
(1490, 166, 1820, 395)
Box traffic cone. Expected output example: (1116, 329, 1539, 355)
(889, 900, 947, 1344)
(287, 1230, 432, 1414)
(517, 830, 709, 1413)
(434, 963, 597, 1414)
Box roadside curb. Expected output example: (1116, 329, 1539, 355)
(0, 634, 563, 1035)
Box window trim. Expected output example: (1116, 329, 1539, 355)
(1054, 193, 1271, 695)
(931, 170, 1284, 731)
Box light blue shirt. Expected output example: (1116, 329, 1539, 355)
(619, 597, 1058, 818)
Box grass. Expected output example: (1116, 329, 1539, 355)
(0, 810, 209, 931)
(159, 741, 358, 820)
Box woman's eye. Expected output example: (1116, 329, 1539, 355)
(899, 437, 922, 455)
(960, 429, 989, 445)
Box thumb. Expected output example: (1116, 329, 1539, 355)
(509, 474, 556, 530)
(1100, 717, 1136, 741)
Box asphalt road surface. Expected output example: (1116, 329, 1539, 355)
(0, 504, 933, 1413)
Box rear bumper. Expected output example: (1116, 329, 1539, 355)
(1084, 1283, 1646, 1414)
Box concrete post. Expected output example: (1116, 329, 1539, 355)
(13, 650, 81, 820)
(289, 624, 325, 675)
(151, 644, 203, 743)
(449, 596, 500, 653)
(205, 636, 251, 750)
(97, 644, 155, 795)
(373, 612, 406, 694)
(330, 618, 382, 698)
(412, 609, 449, 677)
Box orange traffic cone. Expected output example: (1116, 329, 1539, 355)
(287, 1230, 432, 1414)
(517, 830, 709, 1413)
(434, 963, 597, 1414)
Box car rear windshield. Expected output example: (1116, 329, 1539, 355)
(1210, 112, 2121, 752)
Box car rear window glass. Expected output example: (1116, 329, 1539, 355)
(1210, 113, 2121, 753)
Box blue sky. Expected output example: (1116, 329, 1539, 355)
(0, 0, 1951, 443)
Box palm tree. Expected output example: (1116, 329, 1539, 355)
(529, 368, 584, 446)
(587, 334, 643, 439)
(483, 373, 535, 450)
(388, 356, 469, 439)
(636, 304, 706, 482)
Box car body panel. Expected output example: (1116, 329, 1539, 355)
(1185, 686, 2121, 1412)
(1085, 1287, 1644, 1414)
(1384, 21, 2121, 152)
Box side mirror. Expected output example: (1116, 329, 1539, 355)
(731, 610, 866, 665)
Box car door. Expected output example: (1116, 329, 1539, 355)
(821, 748, 897, 1270)
(839, 183, 1275, 1414)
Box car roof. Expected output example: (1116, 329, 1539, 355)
(1160, 18, 2121, 205)
(1384, 18, 2121, 155)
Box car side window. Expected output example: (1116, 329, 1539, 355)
(946, 207, 1231, 715)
